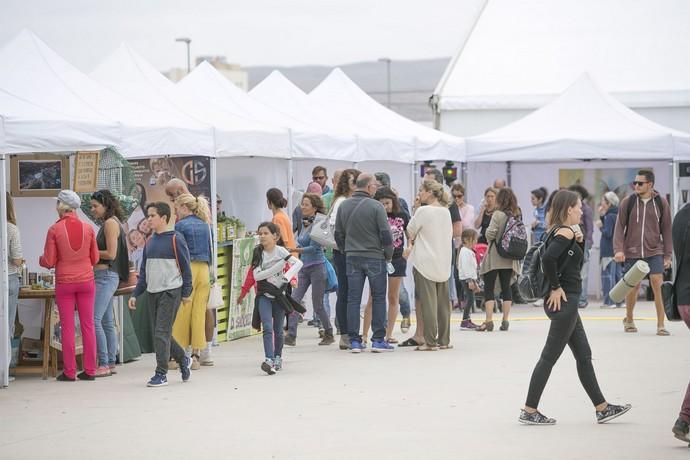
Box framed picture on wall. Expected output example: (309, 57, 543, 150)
(10, 153, 70, 197)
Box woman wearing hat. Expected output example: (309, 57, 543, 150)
(40, 190, 100, 381)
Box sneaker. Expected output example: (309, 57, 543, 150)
(339, 335, 350, 350)
(147, 373, 168, 387)
(77, 371, 95, 381)
(56, 373, 76, 382)
(532, 299, 544, 308)
(274, 356, 283, 371)
(518, 409, 556, 425)
(284, 335, 296, 346)
(596, 403, 632, 424)
(200, 348, 214, 366)
(261, 359, 276, 375)
(460, 319, 479, 330)
(191, 355, 201, 370)
(400, 317, 411, 333)
(94, 366, 112, 378)
(371, 339, 395, 353)
(318, 328, 325, 339)
(578, 301, 589, 309)
(350, 339, 363, 354)
(319, 332, 335, 345)
(673, 418, 690, 443)
(180, 356, 192, 382)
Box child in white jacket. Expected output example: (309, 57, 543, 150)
(457, 229, 480, 330)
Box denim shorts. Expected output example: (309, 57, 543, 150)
(623, 254, 664, 276)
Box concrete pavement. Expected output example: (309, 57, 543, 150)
(1, 301, 688, 460)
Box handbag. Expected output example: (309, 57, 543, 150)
(662, 220, 689, 321)
(325, 259, 338, 293)
(206, 224, 224, 310)
(309, 210, 337, 250)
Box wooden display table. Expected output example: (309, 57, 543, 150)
(13, 285, 135, 380)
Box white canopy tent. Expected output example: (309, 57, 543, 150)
(177, 62, 356, 161)
(310, 68, 466, 162)
(0, 30, 214, 157)
(91, 44, 290, 159)
(466, 73, 690, 162)
(250, 71, 415, 164)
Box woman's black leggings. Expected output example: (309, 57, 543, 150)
(525, 293, 606, 408)
(483, 268, 512, 302)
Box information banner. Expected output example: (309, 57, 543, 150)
(228, 237, 257, 340)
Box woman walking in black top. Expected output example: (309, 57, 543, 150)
(520, 190, 631, 425)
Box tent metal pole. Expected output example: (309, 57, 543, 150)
(506, 161, 512, 187)
(287, 159, 294, 215)
(672, 160, 680, 214)
(0, 154, 9, 388)
(210, 157, 218, 271)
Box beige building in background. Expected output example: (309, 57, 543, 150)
(165, 56, 248, 91)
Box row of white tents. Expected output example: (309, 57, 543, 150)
(3, 29, 690, 387)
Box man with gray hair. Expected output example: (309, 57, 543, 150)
(335, 173, 394, 353)
(596, 191, 622, 307)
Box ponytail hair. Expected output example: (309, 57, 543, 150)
(266, 188, 288, 209)
(420, 179, 449, 206)
(531, 186, 548, 204)
(175, 193, 210, 223)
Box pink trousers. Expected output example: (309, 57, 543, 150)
(55, 280, 97, 378)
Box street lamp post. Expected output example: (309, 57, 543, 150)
(175, 37, 192, 73)
(378, 57, 391, 108)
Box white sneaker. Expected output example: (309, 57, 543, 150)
(532, 299, 544, 307)
(200, 346, 214, 366)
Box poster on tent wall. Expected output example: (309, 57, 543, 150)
(125, 156, 211, 270)
(227, 237, 256, 340)
(558, 167, 647, 209)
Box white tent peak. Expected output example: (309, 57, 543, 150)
(467, 73, 690, 161)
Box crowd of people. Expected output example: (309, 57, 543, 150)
(6, 164, 690, 439)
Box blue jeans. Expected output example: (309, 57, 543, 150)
(94, 270, 120, 367)
(601, 259, 623, 305)
(333, 250, 348, 334)
(258, 295, 285, 359)
(399, 282, 411, 318)
(346, 256, 387, 341)
(288, 262, 330, 337)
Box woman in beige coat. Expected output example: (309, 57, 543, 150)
(478, 187, 521, 331)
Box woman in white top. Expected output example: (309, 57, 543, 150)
(406, 180, 454, 350)
(329, 168, 361, 350)
(6, 192, 23, 369)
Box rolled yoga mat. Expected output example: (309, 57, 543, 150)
(608, 260, 650, 304)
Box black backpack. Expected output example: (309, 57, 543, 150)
(517, 226, 575, 302)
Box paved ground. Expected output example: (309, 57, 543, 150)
(1, 300, 689, 460)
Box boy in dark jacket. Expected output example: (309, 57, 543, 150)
(129, 202, 193, 387)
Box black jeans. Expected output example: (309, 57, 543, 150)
(525, 292, 605, 408)
(333, 250, 348, 335)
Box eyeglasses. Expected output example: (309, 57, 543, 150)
(632, 181, 648, 186)
(313, 176, 326, 181)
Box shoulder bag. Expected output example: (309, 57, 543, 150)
(206, 225, 225, 310)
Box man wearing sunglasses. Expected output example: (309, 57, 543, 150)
(613, 169, 673, 336)
(312, 166, 331, 195)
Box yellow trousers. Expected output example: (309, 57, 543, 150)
(173, 261, 210, 349)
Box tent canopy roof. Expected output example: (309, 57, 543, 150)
(311, 68, 465, 161)
(436, 0, 690, 110)
(466, 74, 690, 162)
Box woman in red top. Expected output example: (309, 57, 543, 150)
(39, 190, 100, 381)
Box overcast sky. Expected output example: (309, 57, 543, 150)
(0, 0, 485, 72)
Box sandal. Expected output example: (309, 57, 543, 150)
(657, 328, 670, 336)
(398, 338, 421, 347)
(476, 321, 494, 332)
(415, 345, 439, 351)
(623, 318, 637, 333)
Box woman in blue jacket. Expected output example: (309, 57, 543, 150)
(285, 193, 334, 346)
(597, 191, 622, 308)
